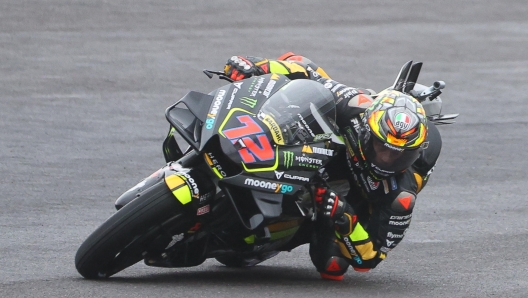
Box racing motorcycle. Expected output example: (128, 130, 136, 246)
(75, 61, 458, 279)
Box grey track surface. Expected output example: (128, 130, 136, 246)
(1, 1, 527, 297)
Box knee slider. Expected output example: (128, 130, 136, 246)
(320, 256, 349, 276)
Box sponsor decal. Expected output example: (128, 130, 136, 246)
(356, 94, 373, 106)
(331, 83, 344, 93)
(345, 89, 361, 100)
(382, 179, 389, 194)
(198, 192, 213, 203)
(295, 156, 322, 166)
(371, 163, 394, 175)
(283, 151, 294, 169)
(389, 219, 411, 226)
(351, 118, 362, 134)
(284, 173, 310, 182)
(394, 112, 412, 130)
(283, 152, 321, 170)
(261, 113, 285, 145)
(384, 142, 404, 152)
(240, 97, 257, 109)
(274, 170, 309, 182)
(353, 255, 362, 265)
(244, 178, 293, 194)
(297, 114, 315, 137)
(197, 205, 210, 215)
(262, 79, 277, 98)
(390, 177, 398, 190)
(367, 176, 379, 190)
(390, 214, 412, 220)
(326, 259, 342, 272)
(398, 195, 413, 210)
(336, 87, 354, 97)
(205, 89, 227, 129)
(226, 87, 238, 110)
(387, 232, 405, 239)
(179, 172, 199, 198)
(324, 82, 333, 89)
(222, 114, 274, 164)
(386, 239, 395, 247)
(205, 152, 227, 177)
(313, 133, 332, 142)
(297, 164, 320, 169)
(249, 77, 265, 97)
(359, 173, 370, 193)
(302, 145, 334, 156)
(343, 236, 356, 255)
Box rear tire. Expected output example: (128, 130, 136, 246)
(75, 181, 194, 279)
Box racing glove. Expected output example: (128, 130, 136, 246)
(315, 187, 356, 236)
(224, 56, 269, 81)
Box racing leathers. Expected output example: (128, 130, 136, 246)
(223, 53, 442, 279)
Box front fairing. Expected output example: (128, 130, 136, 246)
(209, 77, 340, 173)
(166, 74, 344, 194)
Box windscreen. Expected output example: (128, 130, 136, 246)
(258, 79, 337, 145)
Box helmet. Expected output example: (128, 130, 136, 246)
(358, 90, 428, 178)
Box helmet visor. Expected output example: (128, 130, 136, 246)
(364, 136, 420, 174)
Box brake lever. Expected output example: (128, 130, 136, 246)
(203, 69, 234, 83)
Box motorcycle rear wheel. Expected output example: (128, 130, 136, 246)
(75, 181, 193, 279)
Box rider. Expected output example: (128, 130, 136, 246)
(223, 53, 441, 280)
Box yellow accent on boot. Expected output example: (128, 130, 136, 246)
(354, 242, 377, 260)
(414, 172, 423, 193)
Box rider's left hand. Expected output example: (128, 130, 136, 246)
(224, 56, 268, 81)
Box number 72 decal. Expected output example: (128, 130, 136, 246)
(219, 109, 276, 165)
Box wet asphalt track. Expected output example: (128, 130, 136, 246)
(1, 1, 528, 297)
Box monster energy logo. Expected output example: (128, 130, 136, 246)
(283, 151, 294, 169)
(240, 97, 257, 109)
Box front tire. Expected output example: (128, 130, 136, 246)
(75, 181, 194, 279)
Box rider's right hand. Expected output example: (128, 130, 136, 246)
(224, 56, 268, 81)
(315, 187, 357, 236)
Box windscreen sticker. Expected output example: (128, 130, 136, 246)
(205, 89, 226, 129)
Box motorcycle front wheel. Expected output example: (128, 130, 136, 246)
(75, 181, 194, 279)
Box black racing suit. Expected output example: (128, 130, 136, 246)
(243, 53, 442, 275)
